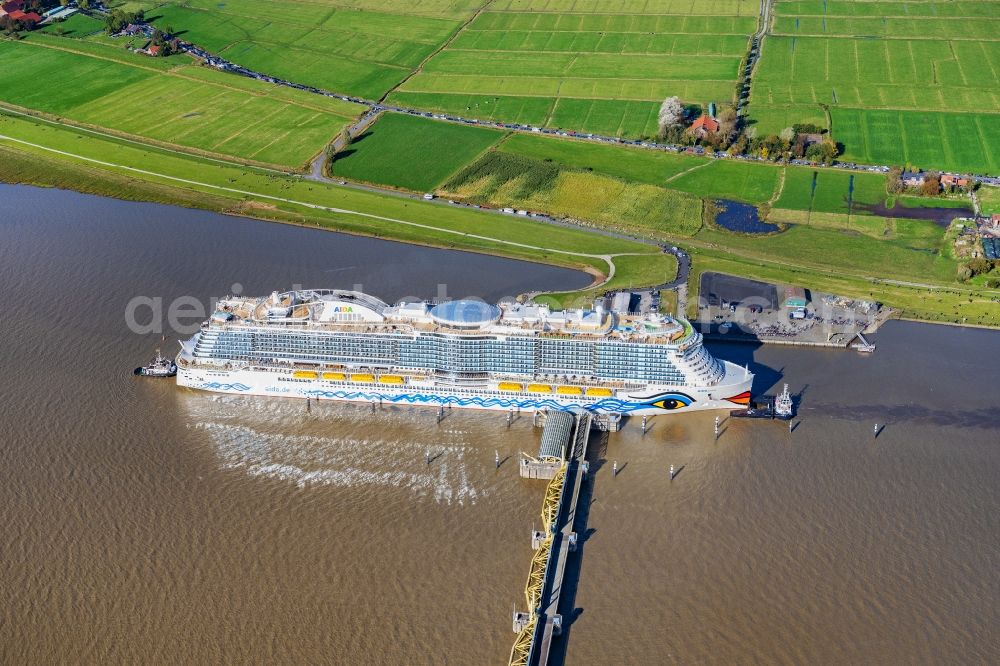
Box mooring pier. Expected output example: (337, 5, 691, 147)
(510, 410, 592, 666)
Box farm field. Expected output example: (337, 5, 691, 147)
(978, 186, 1000, 215)
(773, 168, 887, 215)
(694, 216, 954, 285)
(0, 39, 364, 167)
(441, 151, 704, 239)
(398, 0, 759, 138)
(0, 112, 646, 268)
(665, 160, 781, 204)
(328, 113, 504, 191)
(148, 0, 472, 99)
(38, 13, 105, 37)
(750, 0, 1000, 173)
(498, 134, 705, 184)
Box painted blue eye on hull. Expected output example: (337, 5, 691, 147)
(647, 392, 694, 411)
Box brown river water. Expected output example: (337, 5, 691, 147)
(1, 184, 998, 664)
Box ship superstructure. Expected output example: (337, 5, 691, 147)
(176, 289, 753, 415)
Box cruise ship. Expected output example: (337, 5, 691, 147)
(176, 289, 753, 415)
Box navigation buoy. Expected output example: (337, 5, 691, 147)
(495, 450, 500, 469)
(873, 423, 878, 439)
(669, 464, 675, 480)
(613, 461, 618, 477)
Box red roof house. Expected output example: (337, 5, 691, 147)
(689, 114, 720, 137)
(147, 44, 161, 56)
(6, 8, 41, 23)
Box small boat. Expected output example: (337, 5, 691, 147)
(730, 384, 795, 421)
(134, 349, 177, 377)
(773, 384, 794, 420)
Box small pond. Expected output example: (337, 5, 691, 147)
(713, 199, 781, 234)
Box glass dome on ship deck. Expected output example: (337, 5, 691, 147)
(429, 300, 502, 329)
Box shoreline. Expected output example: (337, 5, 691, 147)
(1, 130, 997, 329)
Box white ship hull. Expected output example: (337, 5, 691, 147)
(177, 362, 753, 416)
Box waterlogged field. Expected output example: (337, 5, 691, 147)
(148, 0, 474, 98)
(394, 0, 759, 138)
(0, 39, 363, 167)
(329, 113, 504, 190)
(751, 0, 1000, 172)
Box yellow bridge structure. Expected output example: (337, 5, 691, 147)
(509, 411, 591, 666)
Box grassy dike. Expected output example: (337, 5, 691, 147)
(0, 113, 677, 294)
(1, 113, 996, 326)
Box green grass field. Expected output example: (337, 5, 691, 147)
(0, 39, 364, 167)
(751, 1, 1000, 172)
(498, 133, 705, 183)
(666, 160, 781, 204)
(329, 113, 504, 190)
(978, 185, 1000, 215)
(442, 150, 704, 239)
(0, 113, 647, 266)
(773, 168, 887, 214)
(147, 0, 471, 99)
(399, 0, 757, 138)
(38, 13, 105, 37)
(538, 253, 679, 309)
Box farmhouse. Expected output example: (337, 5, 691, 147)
(940, 174, 969, 189)
(901, 171, 925, 188)
(689, 114, 719, 138)
(5, 8, 40, 23)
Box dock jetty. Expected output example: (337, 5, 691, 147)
(510, 410, 592, 666)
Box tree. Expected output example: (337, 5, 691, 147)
(921, 174, 942, 196)
(805, 139, 839, 165)
(779, 126, 795, 143)
(716, 105, 738, 147)
(657, 96, 684, 138)
(886, 167, 904, 194)
(339, 129, 352, 150)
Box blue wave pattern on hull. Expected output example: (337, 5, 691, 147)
(194, 383, 695, 413)
(198, 382, 252, 391)
(300, 389, 682, 413)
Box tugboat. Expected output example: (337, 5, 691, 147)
(729, 384, 795, 420)
(773, 384, 794, 420)
(134, 349, 177, 378)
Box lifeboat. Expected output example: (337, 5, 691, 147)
(379, 375, 404, 385)
(293, 370, 318, 379)
(557, 386, 583, 395)
(498, 382, 523, 392)
(351, 373, 375, 383)
(585, 387, 613, 397)
(322, 371, 345, 381)
(527, 383, 552, 393)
